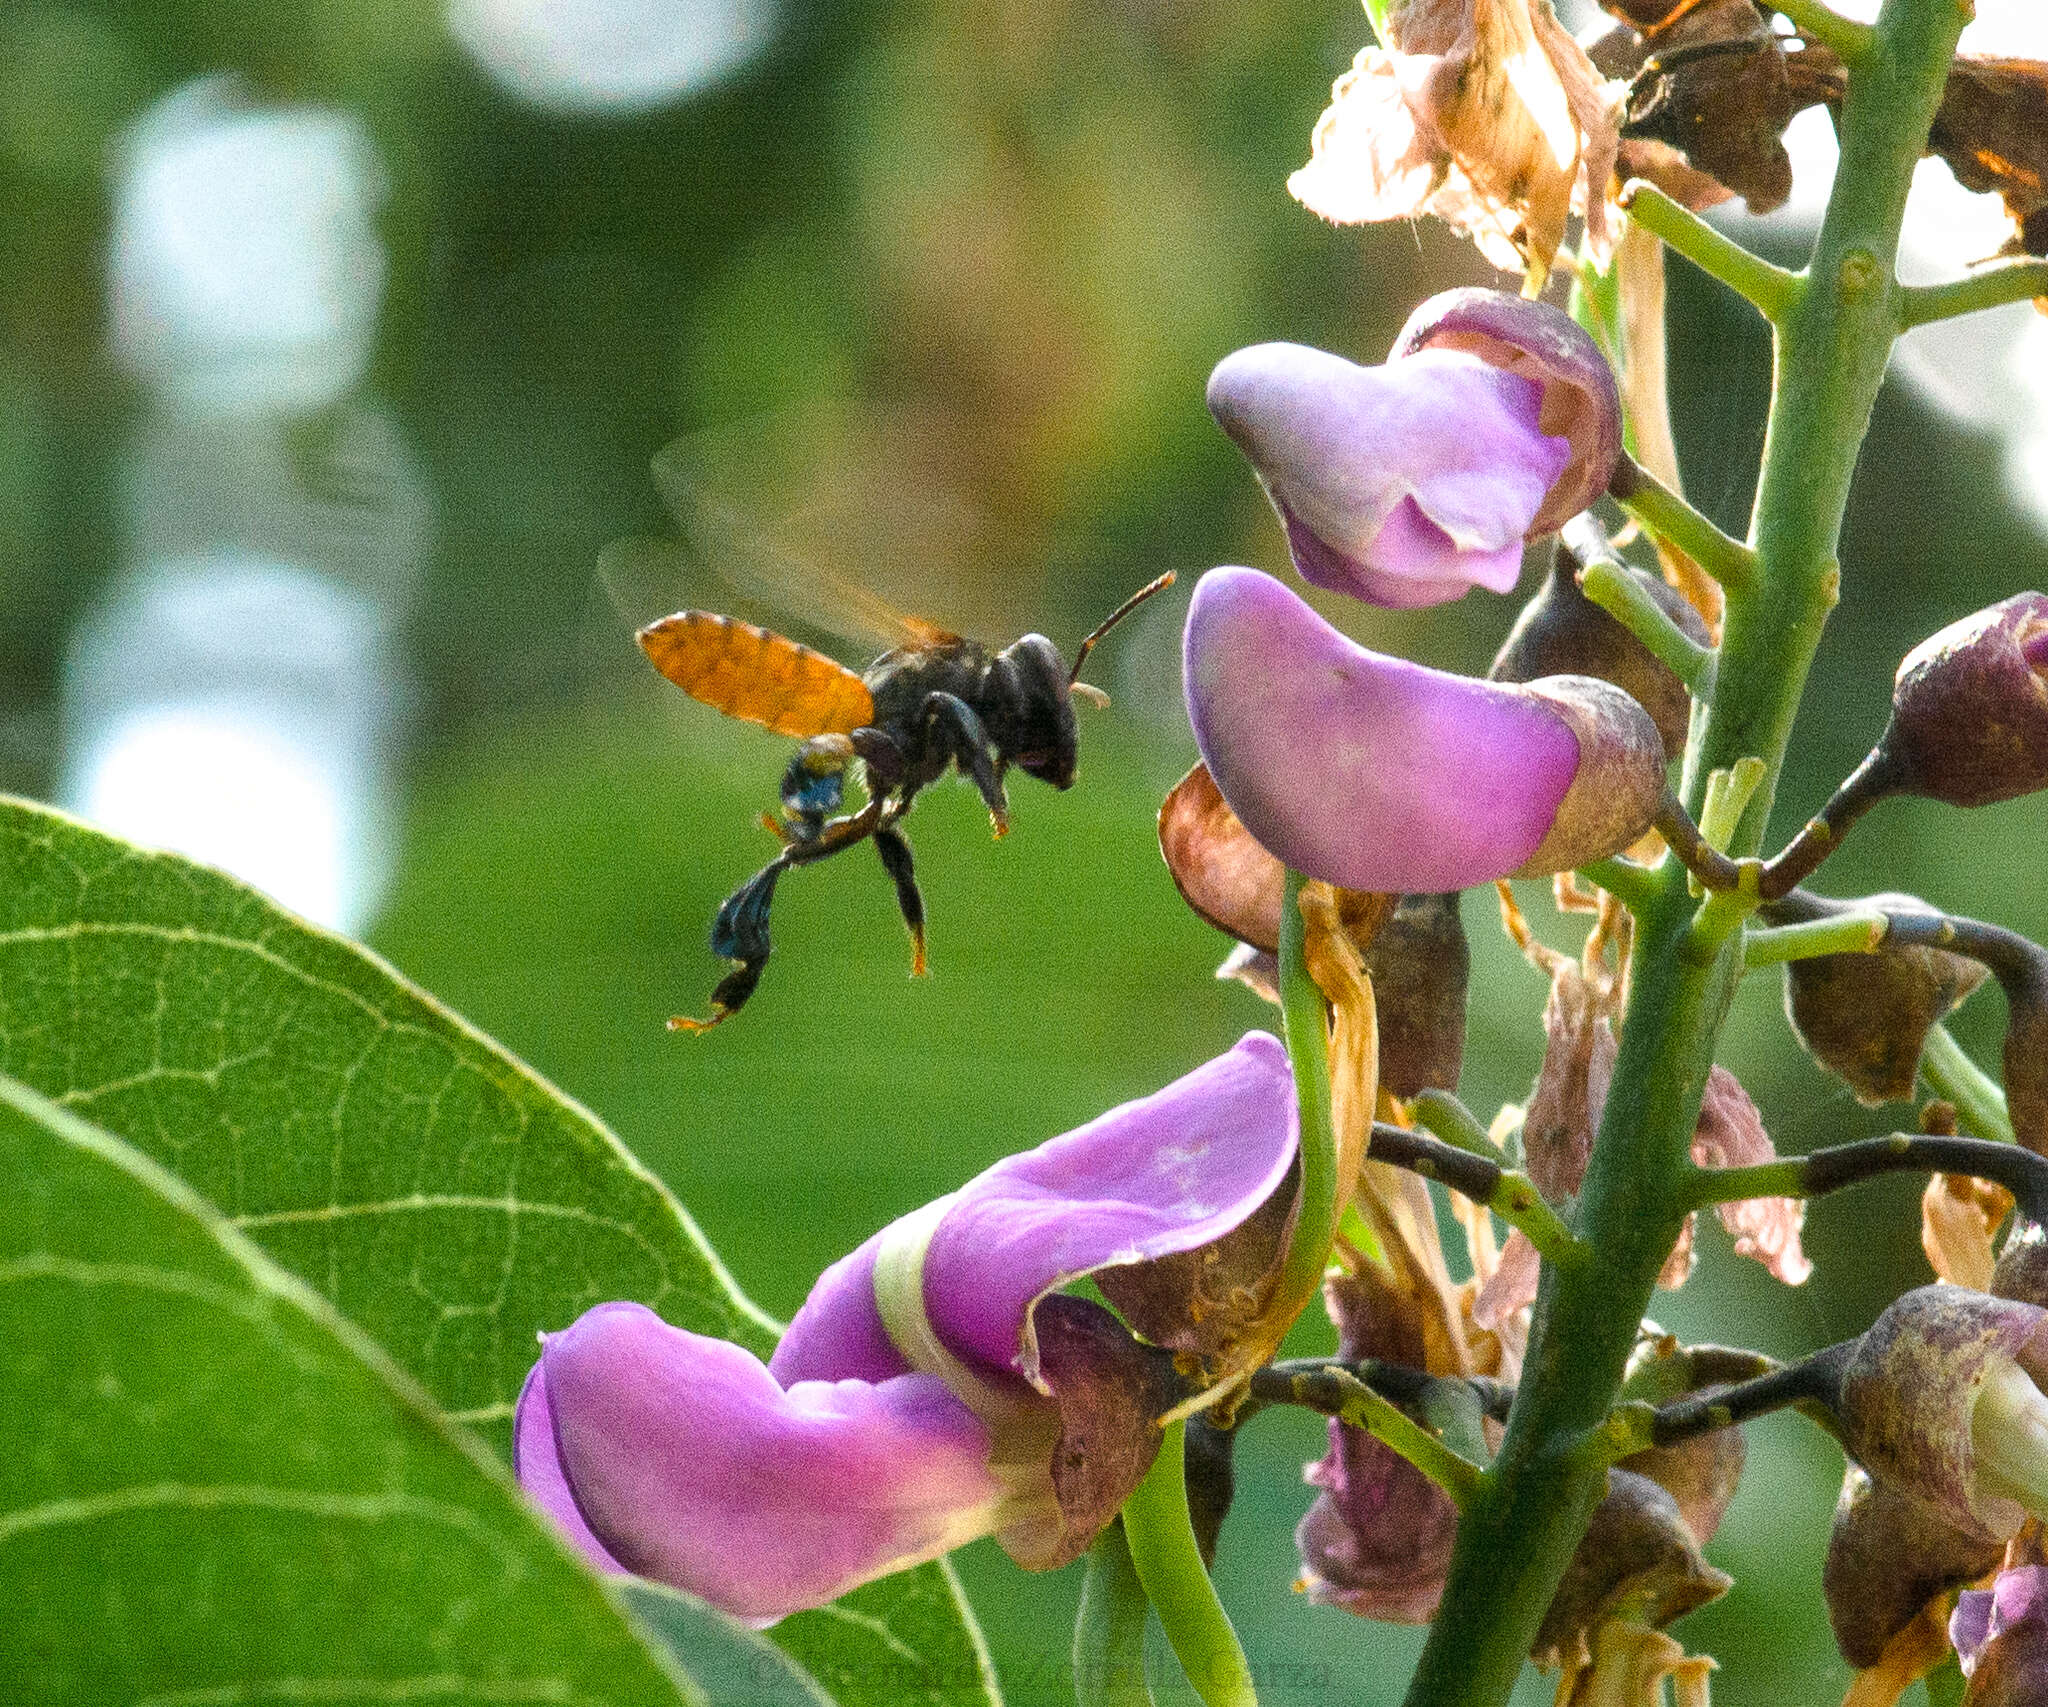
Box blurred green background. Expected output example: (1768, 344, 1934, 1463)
(5, 0, 2048, 1701)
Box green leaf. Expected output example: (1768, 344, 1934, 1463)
(0, 796, 1000, 1707)
(621, 1582, 839, 1707)
(0, 792, 777, 1452)
(772, 1561, 1005, 1707)
(0, 1069, 708, 1706)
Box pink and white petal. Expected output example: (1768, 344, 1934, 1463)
(534, 1302, 1006, 1623)
(1693, 1066, 1811, 1285)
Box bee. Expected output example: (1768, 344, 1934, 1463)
(625, 430, 1175, 1031)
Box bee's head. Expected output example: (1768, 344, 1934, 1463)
(993, 633, 1080, 789)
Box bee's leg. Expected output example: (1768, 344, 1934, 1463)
(670, 860, 783, 1033)
(920, 691, 1010, 835)
(779, 734, 857, 843)
(851, 725, 906, 796)
(873, 825, 928, 978)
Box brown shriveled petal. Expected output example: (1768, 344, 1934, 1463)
(1841, 1285, 2048, 1542)
(1657, 1214, 1697, 1290)
(1996, 1217, 2048, 1310)
(1926, 1172, 2016, 1293)
(1295, 1266, 1462, 1623)
(1366, 892, 1471, 1099)
(1288, 0, 1622, 280)
(1160, 761, 1284, 951)
(1927, 56, 2048, 267)
(1532, 1469, 1732, 1672)
(1593, 0, 1795, 214)
(1474, 960, 1619, 1328)
(1031, 1294, 1189, 1568)
(1842, 1599, 1966, 1707)
(1781, 891, 1991, 1107)
(1693, 1064, 1812, 1284)
(1824, 1462, 2003, 1672)
(1216, 942, 1280, 1005)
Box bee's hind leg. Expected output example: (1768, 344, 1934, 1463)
(670, 860, 784, 1033)
(779, 735, 858, 842)
(920, 691, 1010, 835)
(873, 826, 928, 978)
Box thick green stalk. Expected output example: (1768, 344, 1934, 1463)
(1399, 3, 1969, 1700)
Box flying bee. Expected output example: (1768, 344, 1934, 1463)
(636, 574, 1174, 1031)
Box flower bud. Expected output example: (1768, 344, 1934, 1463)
(1369, 892, 1470, 1098)
(1205, 334, 1573, 608)
(1531, 1469, 1731, 1671)
(1954, 1566, 2048, 1703)
(1880, 592, 2048, 808)
(1769, 890, 1990, 1106)
(1390, 289, 1624, 535)
(1824, 1463, 2001, 1670)
(1183, 567, 1666, 894)
(1491, 535, 1708, 760)
(1840, 1285, 2048, 1541)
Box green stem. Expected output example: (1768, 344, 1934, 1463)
(1920, 1022, 2015, 1145)
(1075, 1524, 1156, 1707)
(1609, 454, 1758, 594)
(1248, 1364, 1485, 1506)
(1575, 855, 1660, 916)
(1684, 1130, 2048, 1223)
(1618, 180, 1800, 323)
(1901, 258, 2048, 328)
(1741, 910, 1887, 968)
(1576, 556, 1717, 697)
(1121, 1422, 1257, 1707)
(1369, 1122, 1584, 1269)
(1402, 3, 1970, 1700)
(1274, 870, 1341, 1322)
(1773, 0, 1877, 60)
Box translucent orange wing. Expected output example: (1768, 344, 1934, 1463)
(637, 611, 875, 739)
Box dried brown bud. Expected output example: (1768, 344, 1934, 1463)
(1532, 1469, 1731, 1670)
(1490, 535, 1705, 760)
(1822, 1463, 2002, 1670)
(1928, 56, 2048, 268)
(1840, 1285, 2048, 1542)
(1159, 761, 1284, 950)
(1769, 890, 1990, 1106)
(1367, 892, 1470, 1098)
(1881, 592, 2048, 809)
(1617, 1336, 1764, 1547)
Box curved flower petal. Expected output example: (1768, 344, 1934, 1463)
(1183, 567, 1582, 892)
(922, 1029, 1299, 1381)
(512, 1359, 627, 1574)
(1207, 343, 1567, 607)
(1954, 1565, 2048, 1693)
(535, 1301, 1006, 1623)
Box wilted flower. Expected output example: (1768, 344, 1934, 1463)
(1881, 592, 2048, 810)
(1534, 1469, 1729, 1704)
(1206, 293, 1617, 609)
(1287, 0, 1620, 279)
(515, 1034, 1299, 1621)
(1954, 1566, 2048, 1703)
(1616, 1335, 1763, 1548)
(1182, 567, 1665, 895)
(1295, 1265, 1462, 1623)
(1840, 1286, 2048, 1544)
(1768, 890, 1991, 1107)
(1825, 1463, 2002, 1673)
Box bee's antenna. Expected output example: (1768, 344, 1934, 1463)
(1068, 571, 1176, 694)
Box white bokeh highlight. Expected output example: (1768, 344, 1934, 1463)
(447, 0, 777, 116)
(108, 79, 386, 419)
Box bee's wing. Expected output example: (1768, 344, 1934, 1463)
(645, 400, 979, 652)
(635, 610, 876, 738)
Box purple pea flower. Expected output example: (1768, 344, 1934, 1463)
(515, 1032, 1299, 1623)
(1954, 1567, 2048, 1702)
(1206, 291, 1617, 609)
(1182, 567, 1665, 893)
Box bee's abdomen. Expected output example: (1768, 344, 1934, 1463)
(637, 611, 876, 738)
